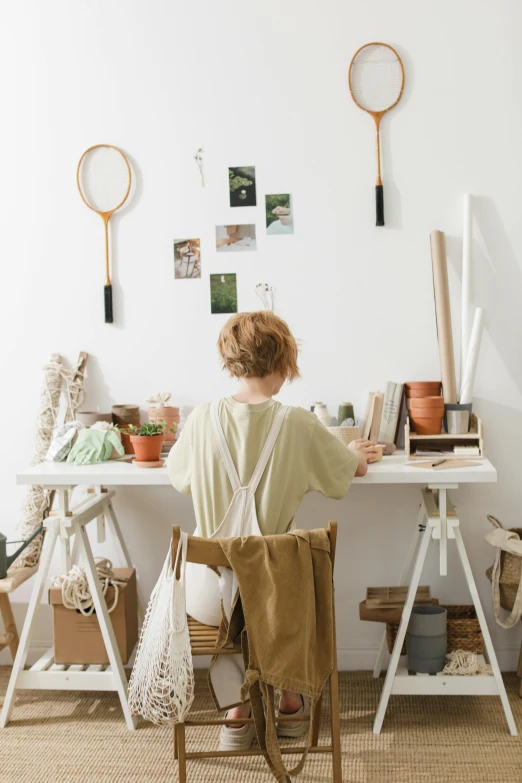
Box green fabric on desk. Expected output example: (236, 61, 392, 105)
(67, 428, 124, 465)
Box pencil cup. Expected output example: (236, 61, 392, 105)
(444, 403, 472, 434)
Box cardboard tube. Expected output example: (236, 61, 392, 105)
(430, 231, 458, 404)
(461, 194, 472, 387)
(460, 307, 485, 404)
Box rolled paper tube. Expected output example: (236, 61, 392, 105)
(430, 231, 458, 404)
(461, 194, 472, 387)
(459, 307, 485, 405)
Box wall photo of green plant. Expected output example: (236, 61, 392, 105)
(229, 166, 256, 207)
(210, 273, 238, 314)
(265, 194, 294, 235)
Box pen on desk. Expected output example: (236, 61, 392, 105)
(431, 459, 447, 468)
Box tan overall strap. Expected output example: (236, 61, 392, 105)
(248, 674, 310, 783)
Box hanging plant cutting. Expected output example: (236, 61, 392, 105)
(126, 421, 175, 463)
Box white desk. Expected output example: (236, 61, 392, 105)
(13, 453, 498, 487)
(1, 453, 516, 736)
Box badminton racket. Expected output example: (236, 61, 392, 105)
(348, 42, 404, 226)
(77, 144, 132, 323)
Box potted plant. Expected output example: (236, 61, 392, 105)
(125, 421, 175, 463)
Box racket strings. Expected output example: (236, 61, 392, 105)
(78, 147, 131, 214)
(350, 46, 403, 113)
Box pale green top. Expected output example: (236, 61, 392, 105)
(167, 397, 359, 537)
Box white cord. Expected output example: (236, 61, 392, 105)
(52, 558, 127, 616)
(443, 649, 493, 676)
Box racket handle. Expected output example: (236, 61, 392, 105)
(104, 284, 113, 324)
(375, 185, 384, 227)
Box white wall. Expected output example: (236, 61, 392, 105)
(2, 0, 522, 667)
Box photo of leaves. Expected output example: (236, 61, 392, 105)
(229, 166, 257, 207)
(210, 273, 238, 314)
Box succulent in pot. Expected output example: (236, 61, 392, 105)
(125, 421, 175, 463)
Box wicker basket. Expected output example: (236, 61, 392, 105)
(326, 426, 361, 446)
(386, 605, 483, 655)
(485, 516, 522, 612)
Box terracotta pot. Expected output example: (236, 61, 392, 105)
(406, 389, 443, 399)
(148, 406, 180, 442)
(130, 434, 164, 462)
(411, 416, 443, 435)
(116, 428, 135, 455)
(410, 396, 445, 410)
(405, 381, 441, 392)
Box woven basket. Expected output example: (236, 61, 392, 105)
(112, 405, 140, 427)
(485, 516, 522, 612)
(326, 426, 361, 446)
(386, 605, 483, 655)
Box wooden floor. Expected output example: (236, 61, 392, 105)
(1, 667, 521, 782)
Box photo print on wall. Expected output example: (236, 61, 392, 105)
(216, 224, 257, 252)
(229, 166, 257, 207)
(210, 274, 238, 314)
(174, 238, 201, 279)
(266, 194, 294, 234)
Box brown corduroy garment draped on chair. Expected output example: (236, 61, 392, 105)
(211, 529, 334, 782)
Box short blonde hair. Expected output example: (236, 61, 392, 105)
(217, 311, 300, 381)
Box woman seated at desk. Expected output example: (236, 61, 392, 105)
(167, 310, 379, 750)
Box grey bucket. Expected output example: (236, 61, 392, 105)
(406, 606, 447, 673)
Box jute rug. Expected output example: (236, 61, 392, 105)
(1, 667, 521, 783)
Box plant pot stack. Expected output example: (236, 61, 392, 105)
(405, 382, 444, 435)
(148, 406, 180, 442)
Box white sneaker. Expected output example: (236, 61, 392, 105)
(277, 697, 310, 738)
(219, 712, 256, 751)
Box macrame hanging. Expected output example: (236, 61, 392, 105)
(13, 353, 88, 569)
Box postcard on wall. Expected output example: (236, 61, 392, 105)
(210, 273, 238, 314)
(265, 194, 294, 234)
(216, 224, 257, 252)
(229, 166, 257, 207)
(173, 238, 201, 279)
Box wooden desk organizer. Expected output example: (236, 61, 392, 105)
(405, 414, 484, 461)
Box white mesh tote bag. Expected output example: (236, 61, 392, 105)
(128, 531, 194, 724)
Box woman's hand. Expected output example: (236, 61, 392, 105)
(349, 439, 380, 476)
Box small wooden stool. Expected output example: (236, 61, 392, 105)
(0, 566, 38, 661)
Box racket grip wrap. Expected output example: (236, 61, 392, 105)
(375, 185, 384, 227)
(104, 285, 113, 324)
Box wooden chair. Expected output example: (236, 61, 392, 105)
(0, 566, 38, 661)
(171, 521, 342, 783)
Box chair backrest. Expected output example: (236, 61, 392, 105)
(171, 521, 338, 577)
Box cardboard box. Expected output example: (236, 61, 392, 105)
(49, 567, 138, 665)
